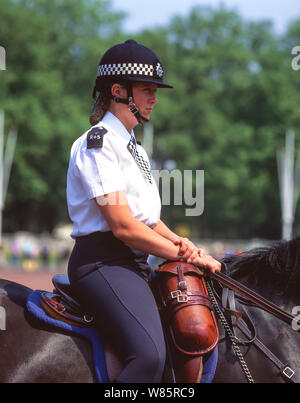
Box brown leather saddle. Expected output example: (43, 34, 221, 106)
(40, 275, 94, 327)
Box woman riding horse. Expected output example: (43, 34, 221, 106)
(66, 39, 221, 383)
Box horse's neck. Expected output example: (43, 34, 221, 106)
(234, 271, 294, 312)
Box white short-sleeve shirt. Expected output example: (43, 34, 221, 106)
(67, 111, 161, 238)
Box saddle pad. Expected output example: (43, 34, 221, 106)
(200, 345, 218, 383)
(26, 290, 109, 383)
(26, 290, 218, 383)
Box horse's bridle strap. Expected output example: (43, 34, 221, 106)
(237, 319, 299, 383)
(208, 267, 299, 383)
(221, 287, 257, 345)
(207, 269, 295, 326)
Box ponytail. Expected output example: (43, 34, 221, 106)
(89, 89, 111, 126)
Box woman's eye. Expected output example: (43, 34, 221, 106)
(144, 88, 156, 94)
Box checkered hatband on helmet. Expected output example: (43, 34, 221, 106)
(97, 62, 163, 79)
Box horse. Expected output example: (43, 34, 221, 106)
(213, 235, 300, 383)
(0, 236, 299, 383)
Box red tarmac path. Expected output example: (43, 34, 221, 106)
(0, 270, 65, 291)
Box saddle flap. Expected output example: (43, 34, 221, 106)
(168, 278, 219, 356)
(154, 261, 219, 356)
(40, 292, 93, 327)
(47, 274, 94, 327)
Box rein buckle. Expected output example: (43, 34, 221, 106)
(282, 366, 295, 380)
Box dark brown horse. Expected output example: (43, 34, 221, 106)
(213, 236, 300, 383)
(0, 236, 299, 383)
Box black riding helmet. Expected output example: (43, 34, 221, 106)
(92, 39, 173, 124)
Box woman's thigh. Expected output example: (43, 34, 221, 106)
(71, 264, 165, 361)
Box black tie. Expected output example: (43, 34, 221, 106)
(127, 136, 153, 184)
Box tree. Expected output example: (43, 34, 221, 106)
(137, 6, 300, 239)
(0, 0, 125, 231)
(1, 2, 299, 239)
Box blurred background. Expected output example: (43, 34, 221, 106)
(0, 0, 300, 289)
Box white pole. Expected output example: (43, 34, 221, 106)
(3, 127, 18, 204)
(294, 153, 300, 218)
(0, 110, 4, 246)
(277, 130, 295, 240)
(0, 46, 5, 71)
(143, 123, 154, 160)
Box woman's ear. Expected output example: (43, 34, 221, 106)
(111, 83, 127, 99)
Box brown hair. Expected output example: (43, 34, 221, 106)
(89, 85, 112, 126)
(90, 80, 130, 126)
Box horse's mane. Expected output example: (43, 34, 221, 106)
(221, 236, 300, 293)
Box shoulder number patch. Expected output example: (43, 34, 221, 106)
(86, 126, 108, 149)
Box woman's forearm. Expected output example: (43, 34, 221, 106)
(96, 194, 182, 261)
(151, 220, 178, 241)
(114, 218, 181, 261)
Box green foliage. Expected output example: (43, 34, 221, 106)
(1, 2, 300, 238)
(138, 6, 300, 238)
(0, 0, 126, 231)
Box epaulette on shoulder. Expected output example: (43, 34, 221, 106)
(86, 126, 108, 149)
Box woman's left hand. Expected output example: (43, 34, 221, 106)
(187, 253, 222, 274)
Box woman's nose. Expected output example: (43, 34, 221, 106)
(151, 94, 158, 104)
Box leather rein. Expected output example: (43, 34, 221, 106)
(205, 267, 300, 383)
(208, 270, 295, 325)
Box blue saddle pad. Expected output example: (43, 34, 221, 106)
(26, 290, 109, 382)
(200, 344, 218, 383)
(26, 289, 218, 383)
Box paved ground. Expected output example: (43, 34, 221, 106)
(0, 270, 65, 291)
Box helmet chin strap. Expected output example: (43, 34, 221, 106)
(128, 96, 149, 125)
(112, 83, 149, 125)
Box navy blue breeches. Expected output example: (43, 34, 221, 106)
(68, 231, 166, 383)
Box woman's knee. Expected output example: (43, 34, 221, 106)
(134, 338, 166, 382)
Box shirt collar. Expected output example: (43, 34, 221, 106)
(101, 111, 135, 143)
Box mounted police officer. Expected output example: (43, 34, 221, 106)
(66, 39, 221, 383)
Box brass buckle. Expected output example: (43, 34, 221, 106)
(282, 366, 295, 379)
(171, 290, 182, 299)
(171, 289, 189, 303)
(177, 294, 189, 303)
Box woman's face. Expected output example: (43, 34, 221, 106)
(132, 82, 158, 121)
